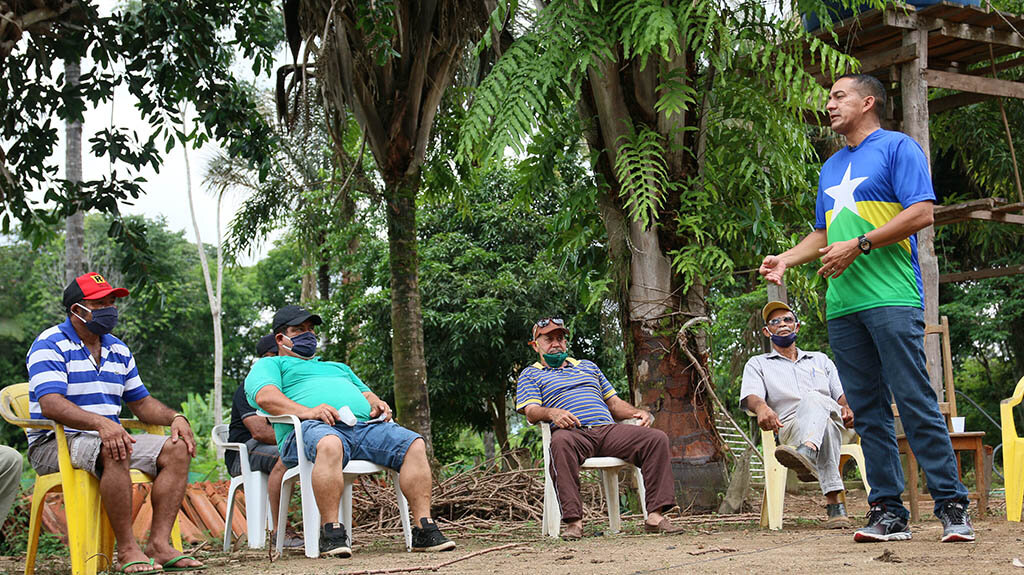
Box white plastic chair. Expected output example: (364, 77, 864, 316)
(267, 414, 413, 557)
(539, 421, 648, 538)
(211, 424, 272, 550)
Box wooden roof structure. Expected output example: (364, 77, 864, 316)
(802, 1, 1024, 394)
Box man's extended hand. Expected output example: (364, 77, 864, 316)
(817, 239, 860, 279)
(756, 405, 783, 432)
(759, 255, 787, 285)
(98, 419, 136, 461)
(369, 399, 393, 421)
(548, 408, 581, 429)
(170, 416, 196, 457)
(633, 410, 654, 427)
(841, 405, 855, 428)
(302, 403, 340, 425)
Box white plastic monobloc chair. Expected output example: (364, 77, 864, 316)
(267, 414, 413, 557)
(211, 424, 272, 550)
(539, 421, 648, 538)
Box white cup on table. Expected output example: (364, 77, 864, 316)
(951, 416, 966, 433)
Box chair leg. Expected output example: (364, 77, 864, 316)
(634, 467, 648, 519)
(1007, 443, 1024, 522)
(25, 482, 49, 575)
(391, 471, 412, 552)
(341, 480, 354, 547)
(224, 479, 241, 552)
(241, 473, 268, 550)
(297, 473, 320, 558)
(762, 454, 787, 531)
(851, 448, 871, 494)
(542, 471, 561, 538)
(602, 470, 621, 534)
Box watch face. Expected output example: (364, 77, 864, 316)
(859, 237, 871, 252)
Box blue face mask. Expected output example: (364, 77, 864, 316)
(73, 304, 118, 335)
(283, 331, 318, 359)
(770, 332, 798, 348)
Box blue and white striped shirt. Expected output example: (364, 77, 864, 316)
(515, 358, 616, 426)
(25, 319, 150, 445)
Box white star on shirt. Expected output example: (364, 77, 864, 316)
(825, 163, 867, 219)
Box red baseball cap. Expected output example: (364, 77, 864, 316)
(531, 317, 569, 341)
(63, 272, 130, 309)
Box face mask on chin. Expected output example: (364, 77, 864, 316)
(282, 331, 318, 359)
(542, 351, 569, 368)
(72, 304, 119, 335)
(770, 332, 798, 348)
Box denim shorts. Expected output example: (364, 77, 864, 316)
(280, 420, 421, 471)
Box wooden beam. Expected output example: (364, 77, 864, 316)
(935, 197, 1005, 217)
(968, 55, 1024, 76)
(884, 10, 1024, 50)
(929, 92, 994, 114)
(992, 201, 1024, 213)
(924, 69, 1024, 99)
(858, 44, 919, 75)
(964, 210, 1024, 224)
(940, 264, 1024, 284)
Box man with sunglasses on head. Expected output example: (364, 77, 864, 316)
(25, 273, 202, 573)
(740, 301, 855, 528)
(244, 305, 454, 557)
(515, 317, 682, 540)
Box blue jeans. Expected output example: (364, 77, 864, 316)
(828, 305, 968, 517)
(280, 420, 421, 471)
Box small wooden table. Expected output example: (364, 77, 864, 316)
(896, 431, 987, 522)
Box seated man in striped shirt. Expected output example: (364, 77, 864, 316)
(26, 273, 202, 573)
(515, 317, 681, 540)
(740, 301, 856, 528)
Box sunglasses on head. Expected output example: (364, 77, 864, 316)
(766, 316, 797, 327)
(536, 318, 564, 328)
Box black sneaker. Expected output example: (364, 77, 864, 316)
(853, 505, 911, 542)
(319, 522, 352, 557)
(935, 500, 975, 542)
(411, 518, 456, 552)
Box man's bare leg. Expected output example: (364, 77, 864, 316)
(144, 438, 201, 568)
(312, 435, 344, 525)
(397, 439, 432, 523)
(268, 458, 289, 527)
(98, 453, 156, 573)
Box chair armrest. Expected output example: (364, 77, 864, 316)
(122, 419, 166, 435)
(1002, 376, 1024, 409)
(265, 413, 303, 428)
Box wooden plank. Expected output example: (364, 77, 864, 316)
(934, 197, 1004, 218)
(939, 264, 1024, 284)
(968, 55, 1024, 76)
(963, 210, 1024, 224)
(884, 9, 1024, 50)
(858, 43, 920, 74)
(924, 68, 1024, 99)
(992, 201, 1024, 213)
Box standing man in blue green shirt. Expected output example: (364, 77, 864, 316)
(245, 305, 454, 557)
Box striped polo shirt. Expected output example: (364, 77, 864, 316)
(25, 318, 150, 445)
(515, 358, 615, 426)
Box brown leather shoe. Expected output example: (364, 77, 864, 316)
(561, 522, 583, 540)
(644, 518, 684, 534)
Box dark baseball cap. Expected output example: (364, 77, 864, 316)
(255, 333, 278, 357)
(63, 272, 130, 309)
(272, 304, 323, 333)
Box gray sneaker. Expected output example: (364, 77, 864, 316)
(272, 529, 305, 549)
(854, 505, 911, 543)
(774, 444, 819, 482)
(824, 502, 851, 529)
(936, 500, 975, 542)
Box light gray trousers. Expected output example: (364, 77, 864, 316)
(0, 445, 22, 522)
(778, 393, 852, 495)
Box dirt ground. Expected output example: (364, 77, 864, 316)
(5, 490, 1023, 575)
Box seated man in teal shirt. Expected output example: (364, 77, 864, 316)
(245, 305, 454, 557)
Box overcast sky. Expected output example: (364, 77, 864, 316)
(40, 3, 290, 266)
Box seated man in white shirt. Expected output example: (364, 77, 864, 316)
(740, 302, 855, 528)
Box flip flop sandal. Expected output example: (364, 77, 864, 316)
(115, 558, 162, 575)
(160, 556, 206, 572)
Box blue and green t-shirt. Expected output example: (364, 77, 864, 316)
(514, 358, 616, 426)
(815, 129, 935, 320)
(245, 356, 372, 450)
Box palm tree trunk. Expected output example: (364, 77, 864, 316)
(385, 170, 433, 458)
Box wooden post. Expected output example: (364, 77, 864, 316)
(900, 25, 942, 399)
(767, 282, 788, 306)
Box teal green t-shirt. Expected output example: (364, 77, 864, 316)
(244, 356, 372, 449)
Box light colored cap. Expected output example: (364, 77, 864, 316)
(761, 301, 794, 323)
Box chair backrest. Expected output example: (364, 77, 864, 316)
(0, 383, 31, 425)
(211, 423, 230, 447)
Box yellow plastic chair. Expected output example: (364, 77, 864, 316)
(751, 412, 870, 530)
(1000, 376, 1024, 521)
(0, 383, 181, 575)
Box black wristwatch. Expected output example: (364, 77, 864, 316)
(857, 234, 872, 254)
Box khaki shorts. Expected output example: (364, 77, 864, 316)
(28, 431, 168, 478)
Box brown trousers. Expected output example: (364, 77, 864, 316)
(549, 424, 677, 523)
